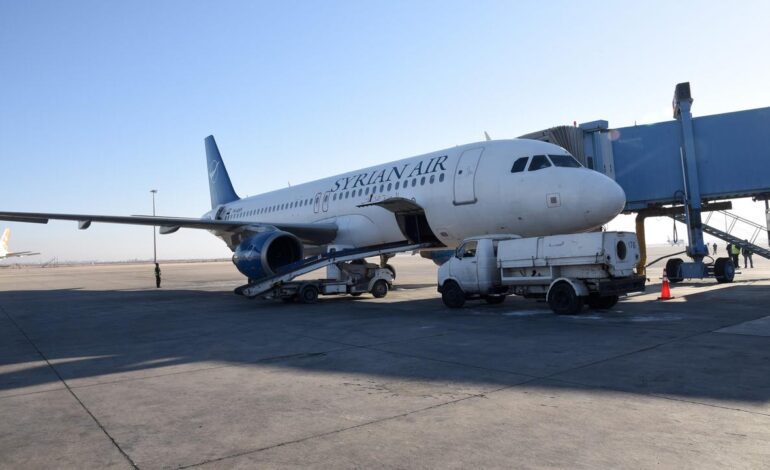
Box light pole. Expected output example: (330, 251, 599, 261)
(150, 189, 158, 264)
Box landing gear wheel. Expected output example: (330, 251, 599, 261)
(485, 295, 506, 305)
(441, 281, 466, 308)
(299, 284, 319, 304)
(371, 280, 388, 298)
(587, 294, 619, 310)
(714, 257, 735, 284)
(548, 281, 584, 315)
(665, 258, 684, 283)
(384, 263, 396, 280)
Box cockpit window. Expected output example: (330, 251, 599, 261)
(528, 155, 551, 171)
(549, 154, 582, 168)
(510, 157, 529, 173)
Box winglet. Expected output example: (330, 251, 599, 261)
(205, 136, 240, 209)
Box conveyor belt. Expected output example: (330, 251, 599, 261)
(234, 241, 432, 298)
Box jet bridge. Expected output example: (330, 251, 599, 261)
(523, 82, 770, 280)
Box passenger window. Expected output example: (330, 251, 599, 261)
(439, 173, 445, 182)
(528, 155, 551, 171)
(511, 157, 529, 173)
(549, 154, 582, 168)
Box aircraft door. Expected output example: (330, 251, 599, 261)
(322, 191, 330, 212)
(453, 147, 484, 205)
(313, 192, 322, 213)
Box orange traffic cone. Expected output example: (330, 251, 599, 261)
(658, 269, 674, 300)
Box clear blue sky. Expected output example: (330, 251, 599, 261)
(2, 1, 769, 262)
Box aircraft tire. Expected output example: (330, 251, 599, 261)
(441, 281, 466, 308)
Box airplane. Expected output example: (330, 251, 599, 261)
(0, 228, 40, 259)
(0, 135, 626, 285)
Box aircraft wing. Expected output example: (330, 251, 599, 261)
(0, 211, 338, 245)
(2, 251, 40, 258)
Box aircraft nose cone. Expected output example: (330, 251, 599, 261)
(578, 171, 626, 229)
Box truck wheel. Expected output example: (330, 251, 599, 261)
(281, 295, 297, 303)
(384, 263, 396, 280)
(299, 284, 319, 304)
(587, 294, 618, 310)
(371, 280, 388, 298)
(548, 281, 584, 315)
(441, 281, 466, 308)
(350, 292, 363, 297)
(714, 258, 735, 284)
(485, 295, 506, 305)
(665, 258, 684, 283)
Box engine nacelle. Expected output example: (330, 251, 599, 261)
(232, 231, 304, 280)
(420, 249, 455, 266)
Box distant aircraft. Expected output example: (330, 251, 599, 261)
(0, 136, 625, 282)
(666, 237, 685, 246)
(0, 228, 39, 259)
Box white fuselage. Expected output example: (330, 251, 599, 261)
(205, 139, 626, 250)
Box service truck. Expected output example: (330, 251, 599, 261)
(437, 232, 646, 314)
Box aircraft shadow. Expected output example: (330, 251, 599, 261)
(1, 283, 769, 410)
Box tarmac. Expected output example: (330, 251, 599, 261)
(1, 246, 769, 469)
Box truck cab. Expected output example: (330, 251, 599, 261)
(438, 235, 517, 298)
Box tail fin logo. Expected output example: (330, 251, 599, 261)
(209, 160, 220, 181)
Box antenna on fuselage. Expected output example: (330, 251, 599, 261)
(484, 131, 491, 141)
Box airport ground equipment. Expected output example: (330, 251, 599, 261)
(437, 232, 646, 314)
(235, 241, 429, 301)
(522, 82, 770, 281)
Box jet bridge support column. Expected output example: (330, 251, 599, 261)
(673, 83, 709, 278)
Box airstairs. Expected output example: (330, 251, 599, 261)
(670, 211, 770, 260)
(234, 241, 432, 298)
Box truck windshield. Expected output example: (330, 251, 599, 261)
(549, 154, 582, 168)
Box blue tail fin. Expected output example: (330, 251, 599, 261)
(205, 135, 240, 209)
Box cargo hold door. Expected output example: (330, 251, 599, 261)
(453, 147, 484, 205)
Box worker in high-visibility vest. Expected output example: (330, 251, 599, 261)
(730, 243, 741, 267)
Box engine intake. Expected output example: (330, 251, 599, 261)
(232, 231, 304, 280)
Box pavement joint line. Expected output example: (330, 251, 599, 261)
(0, 304, 140, 470)
(543, 376, 770, 418)
(178, 382, 518, 469)
(0, 386, 67, 401)
(63, 345, 357, 391)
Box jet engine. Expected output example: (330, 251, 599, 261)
(420, 249, 455, 266)
(232, 231, 304, 280)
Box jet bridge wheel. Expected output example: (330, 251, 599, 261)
(665, 258, 684, 283)
(548, 281, 584, 315)
(714, 257, 735, 284)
